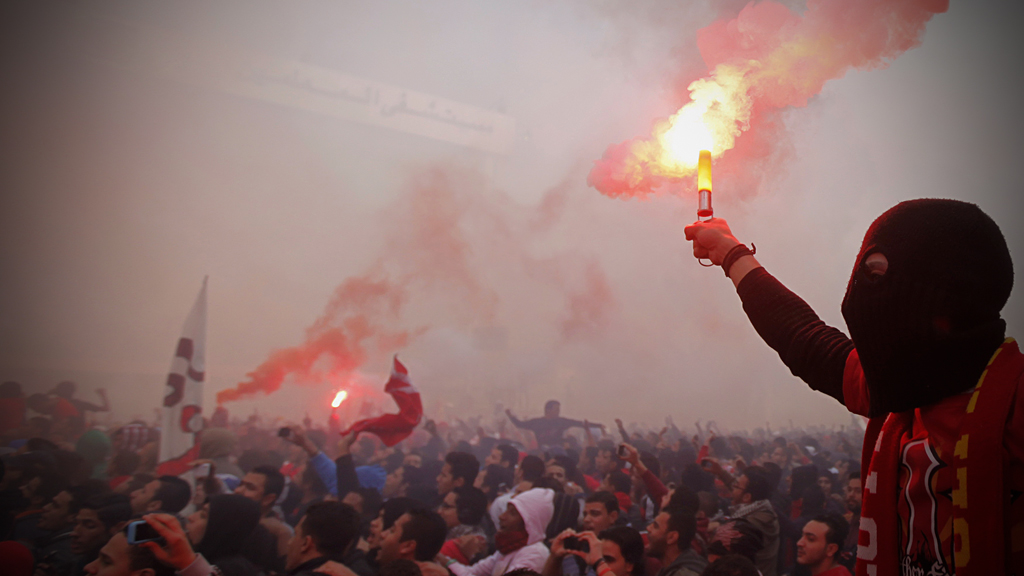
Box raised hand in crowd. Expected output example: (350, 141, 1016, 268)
(456, 533, 487, 560)
(138, 513, 197, 571)
(282, 425, 320, 457)
(337, 430, 358, 456)
(614, 418, 629, 443)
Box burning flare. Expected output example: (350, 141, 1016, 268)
(331, 390, 349, 408)
(697, 150, 713, 220)
(588, 0, 948, 198)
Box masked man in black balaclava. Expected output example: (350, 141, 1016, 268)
(684, 199, 1021, 576)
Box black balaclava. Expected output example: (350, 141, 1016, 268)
(841, 199, 1013, 417)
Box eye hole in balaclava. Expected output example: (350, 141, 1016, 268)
(862, 252, 888, 279)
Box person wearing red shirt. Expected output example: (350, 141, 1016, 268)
(686, 199, 1021, 576)
(0, 381, 26, 434)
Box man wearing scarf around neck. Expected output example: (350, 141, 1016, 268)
(444, 488, 555, 576)
(686, 199, 1024, 575)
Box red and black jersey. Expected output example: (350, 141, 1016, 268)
(735, 266, 1024, 575)
(844, 344, 1024, 574)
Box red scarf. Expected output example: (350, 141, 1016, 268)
(495, 529, 529, 555)
(857, 338, 1024, 576)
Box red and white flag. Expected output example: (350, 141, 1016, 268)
(341, 356, 422, 446)
(157, 278, 207, 476)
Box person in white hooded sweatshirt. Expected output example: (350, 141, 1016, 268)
(446, 488, 554, 576)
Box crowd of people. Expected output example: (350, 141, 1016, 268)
(5, 197, 1020, 576)
(6, 192, 1015, 573)
(1, 382, 864, 576)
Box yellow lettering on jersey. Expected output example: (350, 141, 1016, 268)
(954, 434, 969, 460)
(954, 517, 971, 568)
(952, 467, 968, 509)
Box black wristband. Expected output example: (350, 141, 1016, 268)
(722, 243, 756, 278)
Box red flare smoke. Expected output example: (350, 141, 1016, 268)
(588, 0, 949, 198)
(217, 164, 620, 405)
(561, 261, 614, 340)
(215, 274, 413, 404)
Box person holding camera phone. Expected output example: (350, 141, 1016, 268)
(122, 496, 297, 576)
(82, 529, 175, 576)
(543, 526, 646, 576)
(616, 444, 668, 525)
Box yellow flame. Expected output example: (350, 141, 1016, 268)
(643, 64, 753, 177)
(660, 107, 714, 171)
(698, 150, 712, 192)
(331, 390, 348, 408)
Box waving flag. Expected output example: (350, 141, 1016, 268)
(157, 277, 207, 476)
(341, 356, 422, 446)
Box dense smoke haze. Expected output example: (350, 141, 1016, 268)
(1, 0, 1022, 431)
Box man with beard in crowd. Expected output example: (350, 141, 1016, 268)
(128, 477, 190, 517)
(724, 466, 778, 576)
(235, 464, 293, 557)
(483, 444, 519, 470)
(796, 514, 851, 576)
(645, 505, 706, 576)
(686, 199, 1023, 575)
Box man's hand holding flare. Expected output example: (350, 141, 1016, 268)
(684, 218, 761, 287)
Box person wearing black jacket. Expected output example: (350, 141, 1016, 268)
(186, 494, 263, 576)
(283, 502, 362, 576)
(684, 199, 1020, 575)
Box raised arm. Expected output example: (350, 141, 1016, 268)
(583, 420, 597, 448)
(283, 426, 339, 496)
(614, 419, 630, 444)
(620, 444, 668, 510)
(684, 218, 854, 404)
(334, 432, 360, 498)
(504, 409, 527, 429)
(560, 417, 588, 429)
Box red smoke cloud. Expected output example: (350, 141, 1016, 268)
(588, 0, 949, 198)
(216, 273, 415, 404)
(561, 261, 614, 340)
(217, 164, 618, 404)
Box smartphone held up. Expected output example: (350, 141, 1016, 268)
(125, 520, 164, 545)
